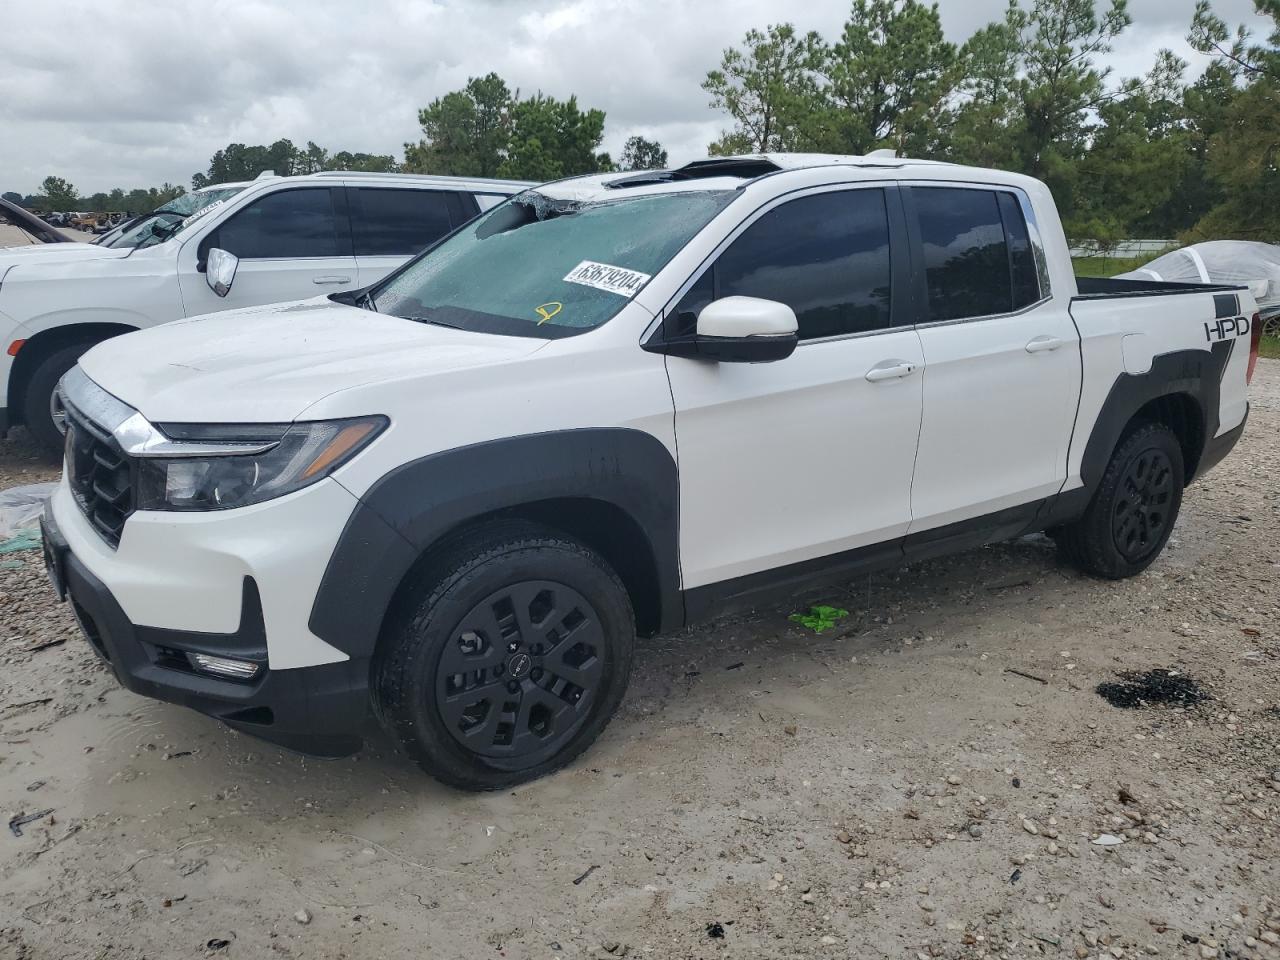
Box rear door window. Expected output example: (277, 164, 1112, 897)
(671, 188, 893, 340)
(212, 188, 342, 259)
(351, 188, 455, 257)
(914, 187, 1012, 322)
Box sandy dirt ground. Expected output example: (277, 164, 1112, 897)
(1, 365, 1277, 960)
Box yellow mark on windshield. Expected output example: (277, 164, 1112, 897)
(535, 302, 563, 325)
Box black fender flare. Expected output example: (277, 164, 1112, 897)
(1076, 341, 1231, 493)
(309, 428, 681, 660)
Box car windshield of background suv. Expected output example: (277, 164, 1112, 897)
(98, 186, 248, 250)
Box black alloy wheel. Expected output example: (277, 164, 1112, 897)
(1054, 421, 1185, 580)
(1111, 447, 1175, 563)
(374, 521, 634, 790)
(436, 580, 605, 760)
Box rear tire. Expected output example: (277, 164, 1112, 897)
(21, 342, 98, 457)
(1057, 422, 1184, 579)
(373, 521, 635, 791)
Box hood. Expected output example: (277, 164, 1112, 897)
(0, 242, 132, 271)
(77, 298, 549, 423)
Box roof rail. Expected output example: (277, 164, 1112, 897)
(306, 170, 532, 186)
(309, 170, 406, 178)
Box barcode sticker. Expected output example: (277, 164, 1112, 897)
(563, 260, 651, 297)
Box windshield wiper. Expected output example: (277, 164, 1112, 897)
(403, 314, 463, 330)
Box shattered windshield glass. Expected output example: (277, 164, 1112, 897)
(98, 186, 247, 250)
(370, 188, 734, 338)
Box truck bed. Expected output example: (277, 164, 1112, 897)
(1065, 276, 1254, 500)
(1074, 275, 1246, 300)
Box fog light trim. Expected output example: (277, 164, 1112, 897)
(187, 652, 262, 681)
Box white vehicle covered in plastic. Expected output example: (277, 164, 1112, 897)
(1117, 241, 1280, 322)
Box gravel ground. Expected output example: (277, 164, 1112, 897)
(1, 364, 1277, 960)
(0, 428, 59, 490)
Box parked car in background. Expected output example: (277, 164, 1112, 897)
(39, 154, 1258, 789)
(1, 199, 71, 245)
(0, 171, 530, 451)
(89, 212, 126, 235)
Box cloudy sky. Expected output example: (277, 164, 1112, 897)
(3, 0, 1270, 195)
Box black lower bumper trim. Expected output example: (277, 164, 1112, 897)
(41, 505, 370, 758)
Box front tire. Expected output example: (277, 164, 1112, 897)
(22, 342, 97, 457)
(1057, 421, 1185, 579)
(374, 522, 635, 790)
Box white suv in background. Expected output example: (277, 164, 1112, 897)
(0, 171, 529, 451)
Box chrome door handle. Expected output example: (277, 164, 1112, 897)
(312, 275, 352, 285)
(865, 360, 918, 382)
(1026, 335, 1064, 353)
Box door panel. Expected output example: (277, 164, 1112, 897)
(177, 186, 356, 318)
(180, 256, 359, 317)
(905, 185, 1080, 533)
(666, 185, 924, 590)
(669, 331, 925, 587)
(911, 307, 1080, 528)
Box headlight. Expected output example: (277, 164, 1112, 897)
(135, 416, 386, 511)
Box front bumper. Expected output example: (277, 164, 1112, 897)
(42, 502, 370, 758)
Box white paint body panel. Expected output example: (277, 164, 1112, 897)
(78, 299, 549, 425)
(49, 474, 357, 670)
(1066, 291, 1253, 495)
(909, 301, 1081, 531)
(668, 330, 924, 587)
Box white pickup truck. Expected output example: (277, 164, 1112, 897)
(0, 171, 528, 451)
(41, 154, 1258, 790)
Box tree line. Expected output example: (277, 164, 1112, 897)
(8, 177, 187, 216)
(12, 110, 667, 215)
(703, 0, 1280, 243)
(11, 0, 1276, 244)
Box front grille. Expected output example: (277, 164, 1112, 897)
(65, 407, 135, 548)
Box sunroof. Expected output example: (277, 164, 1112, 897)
(676, 157, 782, 178)
(604, 156, 783, 190)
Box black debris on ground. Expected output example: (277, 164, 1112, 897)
(1095, 669, 1210, 710)
(8, 808, 54, 838)
(706, 922, 725, 939)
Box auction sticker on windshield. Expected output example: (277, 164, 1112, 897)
(563, 261, 652, 297)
